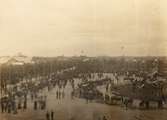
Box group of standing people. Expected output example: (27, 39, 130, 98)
(56, 90, 65, 99)
(46, 110, 54, 120)
(34, 99, 46, 110)
(1, 93, 27, 114)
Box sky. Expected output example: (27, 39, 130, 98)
(0, 0, 166, 57)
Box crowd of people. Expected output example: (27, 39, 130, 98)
(0, 60, 165, 120)
(0, 68, 76, 119)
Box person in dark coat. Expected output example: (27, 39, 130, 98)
(18, 101, 21, 109)
(1, 102, 4, 113)
(103, 116, 107, 120)
(7, 103, 11, 113)
(46, 111, 50, 120)
(34, 101, 37, 110)
(23, 100, 27, 109)
(51, 110, 54, 120)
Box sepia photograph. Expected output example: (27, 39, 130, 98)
(0, 0, 167, 120)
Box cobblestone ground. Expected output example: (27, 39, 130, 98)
(1, 80, 167, 120)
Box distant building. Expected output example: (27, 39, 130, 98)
(0, 54, 34, 66)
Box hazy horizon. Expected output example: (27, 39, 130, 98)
(0, 0, 166, 57)
(1, 53, 167, 58)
